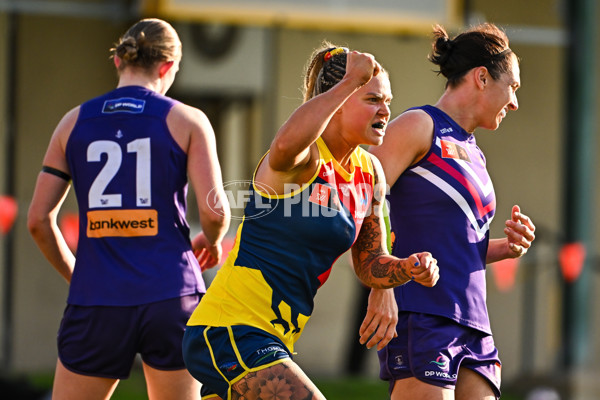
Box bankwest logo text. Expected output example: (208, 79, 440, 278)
(87, 209, 158, 237)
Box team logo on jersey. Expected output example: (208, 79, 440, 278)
(102, 97, 145, 114)
(440, 140, 471, 163)
(308, 183, 332, 207)
(322, 164, 335, 177)
(87, 209, 158, 237)
(308, 183, 342, 211)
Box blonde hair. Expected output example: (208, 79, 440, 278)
(111, 18, 181, 72)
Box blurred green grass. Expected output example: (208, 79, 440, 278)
(29, 370, 390, 400)
(27, 368, 522, 399)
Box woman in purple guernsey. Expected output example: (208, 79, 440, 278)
(370, 24, 536, 399)
(28, 19, 230, 400)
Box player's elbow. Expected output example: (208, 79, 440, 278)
(27, 208, 49, 241)
(200, 205, 230, 232)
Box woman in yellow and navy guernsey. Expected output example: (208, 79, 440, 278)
(183, 43, 440, 400)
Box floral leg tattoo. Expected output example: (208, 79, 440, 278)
(231, 362, 322, 400)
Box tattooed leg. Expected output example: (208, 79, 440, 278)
(231, 360, 325, 400)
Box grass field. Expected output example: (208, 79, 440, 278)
(28, 370, 392, 400)
(25, 367, 523, 399)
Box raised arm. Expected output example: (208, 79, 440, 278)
(351, 155, 439, 289)
(269, 51, 378, 172)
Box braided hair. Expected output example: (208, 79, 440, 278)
(302, 42, 350, 102)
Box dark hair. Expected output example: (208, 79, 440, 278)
(111, 18, 181, 71)
(429, 23, 516, 87)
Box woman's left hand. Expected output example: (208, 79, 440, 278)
(504, 205, 536, 258)
(359, 288, 398, 350)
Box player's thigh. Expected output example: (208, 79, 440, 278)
(232, 359, 326, 400)
(52, 359, 119, 400)
(391, 377, 454, 400)
(455, 367, 496, 400)
(143, 362, 201, 400)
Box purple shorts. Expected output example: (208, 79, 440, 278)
(57, 294, 201, 379)
(378, 312, 501, 398)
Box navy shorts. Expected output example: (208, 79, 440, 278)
(378, 312, 502, 398)
(183, 325, 291, 399)
(57, 294, 200, 379)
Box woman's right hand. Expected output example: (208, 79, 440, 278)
(191, 232, 223, 271)
(408, 252, 440, 287)
(345, 51, 380, 88)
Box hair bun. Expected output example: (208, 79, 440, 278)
(439, 36, 454, 52)
(118, 37, 139, 61)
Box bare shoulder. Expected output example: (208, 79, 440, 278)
(41, 105, 80, 169)
(387, 108, 433, 138)
(376, 109, 433, 156)
(53, 105, 81, 146)
(167, 103, 215, 152)
(58, 106, 80, 133)
(168, 102, 211, 128)
(369, 108, 433, 185)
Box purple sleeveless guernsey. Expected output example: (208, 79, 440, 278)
(388, 105, 495, 334)
(65, 86, 204, 306)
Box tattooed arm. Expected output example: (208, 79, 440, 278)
(352, 156, 438, 350)
(351, 155, 439, 289)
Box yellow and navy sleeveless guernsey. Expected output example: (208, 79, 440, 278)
(188, 138, 374, 352)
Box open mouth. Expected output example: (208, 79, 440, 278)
(372, 122, 385, 130)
